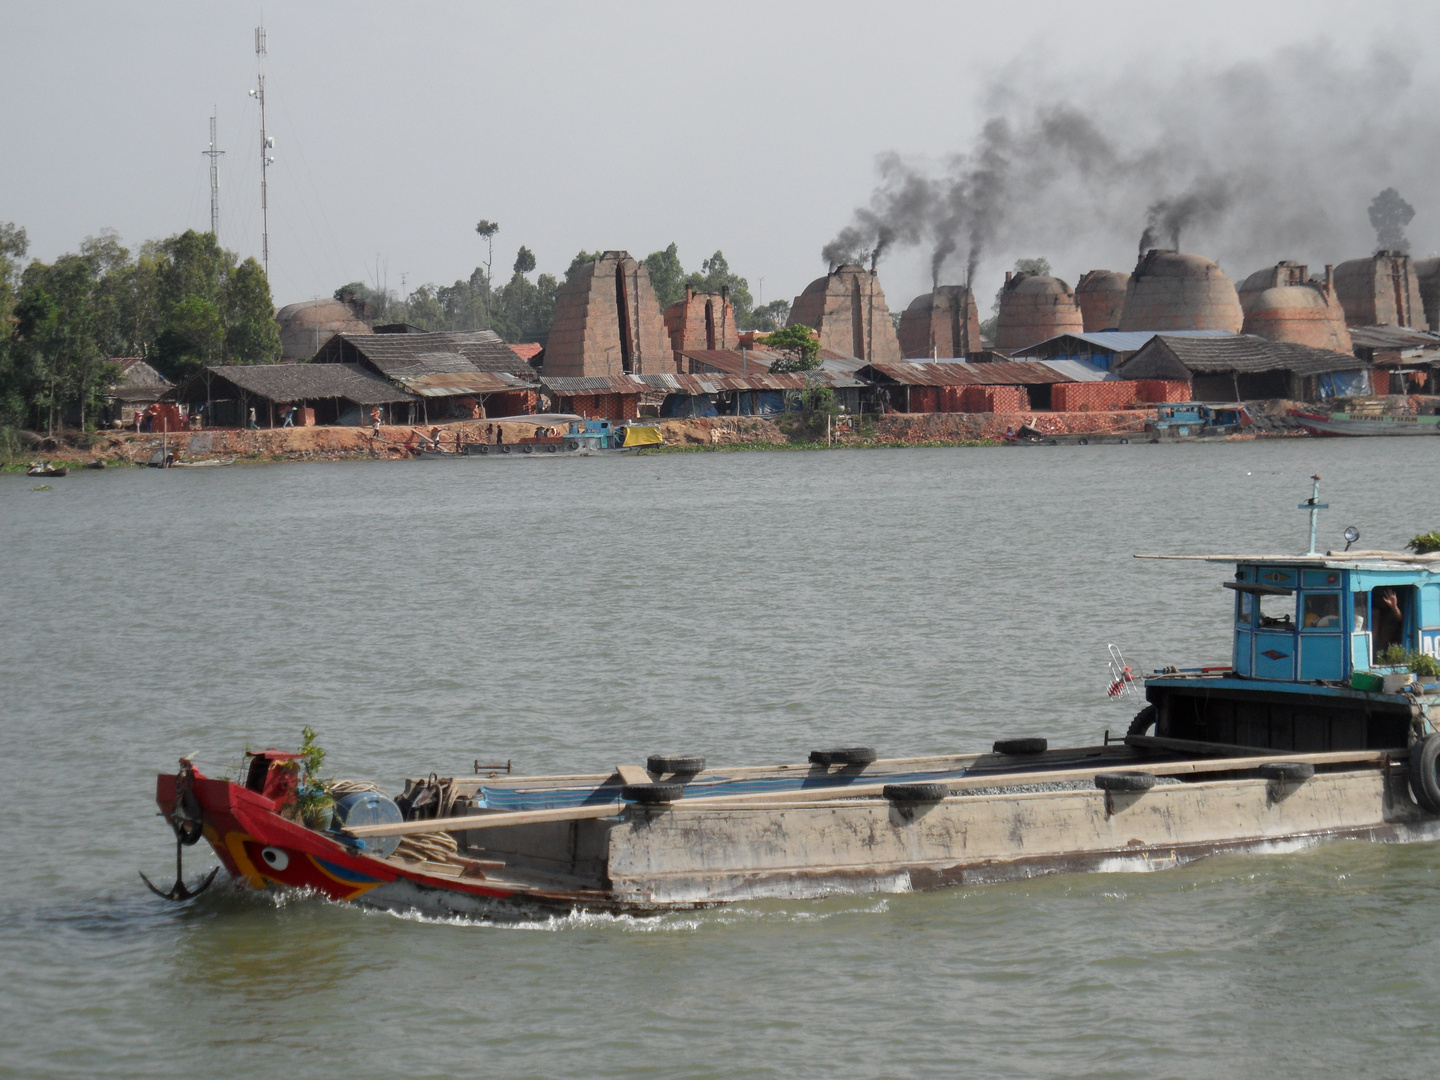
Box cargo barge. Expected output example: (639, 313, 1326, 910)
(148, 481, 1440, 916)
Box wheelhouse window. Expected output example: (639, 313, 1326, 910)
(1256, 593, 1294, 629)
(1302, 593, 1340, 629)
(1236, 592, 1255, 625)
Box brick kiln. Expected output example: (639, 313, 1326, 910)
(994, 273, 1084, 353)
(788, 264, 901, 363)
(544, 251, 671, 377)
(1332, 252, 1428, 331)
(1238, 263, 1352, 353)
(897, 286, 981, 359)
(1118, 250, 1244, 333)
(1074, 270, 1130, 333)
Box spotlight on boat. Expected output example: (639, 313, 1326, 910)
(1344, 526, 1360, 551)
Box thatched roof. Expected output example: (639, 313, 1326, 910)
(164, 364, 417, 405)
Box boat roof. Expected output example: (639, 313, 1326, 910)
(1137, 551, 1440, 572)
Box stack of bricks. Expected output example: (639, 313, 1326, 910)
(961, 385, 1028, 413)
(1050, 381, 1140, 412)
(555, 393, 639, 422)
(1134, 380, 1190, 403)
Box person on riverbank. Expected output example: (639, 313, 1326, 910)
(248, 407, 258, 430)
(370, 407, 382, 439)
(281, 405, 295, 428)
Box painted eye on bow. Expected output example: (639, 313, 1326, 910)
(260, 847, 289, 871)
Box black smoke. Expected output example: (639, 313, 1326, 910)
(823, 42, 1439, 292)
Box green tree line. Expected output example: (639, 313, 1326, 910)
(335, 242, 789, 344)
(0, 223, 280, 435)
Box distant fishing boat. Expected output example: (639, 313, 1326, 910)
(146, 480, 1440, 915)
(1290, 408, 1440, 436)
(26, 462, 67, 477)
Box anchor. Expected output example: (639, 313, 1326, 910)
(141, 760, 220, 901)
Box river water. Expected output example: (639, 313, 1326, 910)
(3, 440, 1439, 1079)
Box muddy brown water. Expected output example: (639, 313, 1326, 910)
(3, 441, 1439, 1079)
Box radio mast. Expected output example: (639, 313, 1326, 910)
(250, 25, 274, 278)
(201, 111, 224, 238)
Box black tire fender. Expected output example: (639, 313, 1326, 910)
(500, 445, 511, 454)
(522, 445, 533, 454)
(993, 737, 1047, 755)
(1094, 771, 1156, 792)
(883, 782, 948, 803)
(1127, 704, 1158, 739)
(622, 783, 684, 805)
(646, 755, 705, 774)
(565, 439, 580, 451)
(547, 444, 557, 453)
(1408, 733, 1440, 814)
(809, 747, 878, 767)
(1258, 762, 1315, 783)
(477, 444, 489, 454)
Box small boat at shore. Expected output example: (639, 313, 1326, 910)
(148, 481, 1440, 916)
(419, 419, 663, 458)
(1290, 407, 1440, 436)
(26, 462, 67, 477)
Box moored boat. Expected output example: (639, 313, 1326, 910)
(1290, 407, 1440, 436)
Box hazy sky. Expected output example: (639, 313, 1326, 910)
(5, 1, 1439, 315)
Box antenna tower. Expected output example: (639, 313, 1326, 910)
(252, 25, 273, 278)
(202, 111, 224, 238)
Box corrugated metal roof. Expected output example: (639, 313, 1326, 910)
(640, 373, 831, 393)
(395, 371, 535, 397)
(1012, 329, 1234, 356)
(860, 361, 1074, 386)
(541, 375, 646, 395)
(1119, 334, 1369, 379)
(1035, 358, 1117, 383)
(1348, 325, 1440, 351)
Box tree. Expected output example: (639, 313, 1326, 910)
(475, 219, 499, 325)
(644, 243, 686, 309)
(565, 250, 602, 283)
(513, 246, 536, 275)
(1369, 188, 1415, 253)
(0, 223, 28, 430)
(747, 299, 790, 331)
(686, 250, 754, 320)
(765, 324, 820, 372)
(225, 257, 281, 362)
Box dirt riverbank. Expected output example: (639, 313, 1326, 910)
(8, 404, 1304, 469)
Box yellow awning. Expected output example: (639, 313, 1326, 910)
(622, 425, 663, 446)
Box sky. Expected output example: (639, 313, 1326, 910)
(4, 0, 1440, 315)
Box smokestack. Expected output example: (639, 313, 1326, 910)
(870, 250, 878, 273)
(1005, 271, 1013, 283)
(1325, 264, 1333, 288)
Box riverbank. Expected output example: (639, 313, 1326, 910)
(5, 403, 1302, 470)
